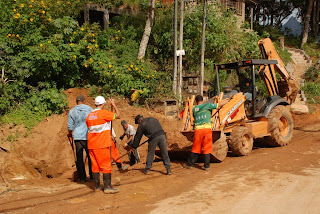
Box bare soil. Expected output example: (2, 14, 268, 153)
(1, 88, 320, 214)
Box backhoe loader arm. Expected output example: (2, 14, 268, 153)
(258, 38, 298, 104)
(258, 38, 290, 80)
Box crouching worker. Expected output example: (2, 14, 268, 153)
(128, 115, 171, 175)
(119, 120, 140, 166)
(187, 95, 229, 170)
(86, 96, 121, 194)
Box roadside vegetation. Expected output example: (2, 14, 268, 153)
(0, 0, 266, 129)
(302, 42, 320, 105)
(3, 0, 319, 130)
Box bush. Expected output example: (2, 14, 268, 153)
(0, 88, 68, 129)
(0, 0, 173, 120)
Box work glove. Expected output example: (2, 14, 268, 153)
(124, 143, 134, 152)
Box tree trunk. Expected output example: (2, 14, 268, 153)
(255, 4, 260, 24)
(172, 0, 178, 95)
(312, 0, 316, 37)
(200, 0, 207, 96)
(314, 0, 320, 37)
(301, 0, 314, 49)
(137, 0, 156, 59)
(178, 0, 184, 103)
(84, 3, 90, 23)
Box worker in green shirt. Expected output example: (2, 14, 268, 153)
(187, 95, 229, 170)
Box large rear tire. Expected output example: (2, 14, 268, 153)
(210, 133, 228, 162)
(229, 126, 254, 156)
(266, 105, 293, 146)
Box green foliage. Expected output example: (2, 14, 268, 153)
(149, 3, 261, 95)
(304, 65, 320, 82)
(0, 88, 68, 129)
(0, 0, 172, 124)
(302, 82, 320, 104)
(303, 42, 320, 61)
(183, 4, 260, 68)
(300, 42, 320, 105)
(6, 133, 19, 143)
(255, 25, 284, 41)
(274, 44, 292, 65)
(2, 0, 300, 129)
(149, 6, 174, 70)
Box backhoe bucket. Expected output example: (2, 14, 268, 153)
(180, 130, 228, 163)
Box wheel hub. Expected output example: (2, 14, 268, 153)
(241, 134, 251, 151)
(279, 116, 289, 136)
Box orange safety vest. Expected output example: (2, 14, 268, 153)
(86, 108, 116, 149)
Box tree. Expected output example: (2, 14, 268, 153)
(301, 0, 314, 49)
(137, 0, 156, 59)
(254, 0, 296, 27)
(311, 0, 320, 38)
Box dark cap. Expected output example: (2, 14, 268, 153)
(135, 115, 143, 124)
(76, 95, 85, 102)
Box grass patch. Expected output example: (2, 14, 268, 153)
(0, 106, 48, 130)
(302, 82, 320, 104)
(303, 42, 320, 61)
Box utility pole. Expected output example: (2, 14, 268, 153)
(178, 0, 184, 103)
(173, 0, 178, 95)
(200, 0, 207, 96)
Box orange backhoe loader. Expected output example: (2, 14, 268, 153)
(181, 38, 298, 162)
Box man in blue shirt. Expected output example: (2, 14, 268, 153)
(67, 95, 93, 182)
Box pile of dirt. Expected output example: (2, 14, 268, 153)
(292, 105, 320, 127)
(0, 88, 190, 179)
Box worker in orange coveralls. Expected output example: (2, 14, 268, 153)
(187, 95, 229, 171)
(86, 96, 121, 194)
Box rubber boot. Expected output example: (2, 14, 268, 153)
(187, 152, 198, 168)
(204, 154, 210, 170)
(93, 173, 102, 191)
(116, 163, 129, 172)
(103, 173, 119, 194)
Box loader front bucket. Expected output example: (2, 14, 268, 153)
(180, 130, 228, 163)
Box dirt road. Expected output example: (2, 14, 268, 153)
(151, 122, 320, 214)
(1, 89, 320, 214)
(1, 110, 320, 213)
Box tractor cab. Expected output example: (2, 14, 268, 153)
(214, 59, 289, 119)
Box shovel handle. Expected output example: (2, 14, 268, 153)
(113, 139, 148, 163)
(67, 136, 77, 163)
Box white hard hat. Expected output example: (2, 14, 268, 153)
(95, 96, 106, 105)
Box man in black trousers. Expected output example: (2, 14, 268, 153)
(67, 95, 93, 182)
(128, 115, 171, 175)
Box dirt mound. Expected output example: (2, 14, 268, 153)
(0, 88, 189, 179)
(292, 105, 320, 127)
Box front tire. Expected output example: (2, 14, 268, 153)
(266, 105, 293, 146)
(229, 126, 254, 156)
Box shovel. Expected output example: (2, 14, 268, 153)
(68, 136, 78, 180)
(113, 139, 148, 163)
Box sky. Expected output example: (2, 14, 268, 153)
(282, 8, 300, 24)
